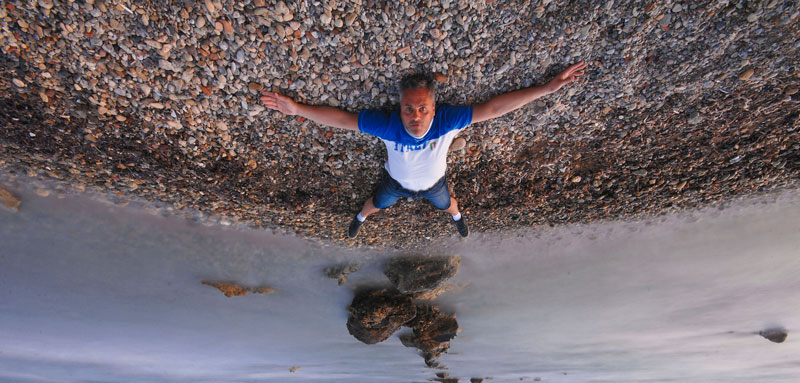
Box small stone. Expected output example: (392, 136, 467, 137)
(659, 13, 672, 27)
(34, 189, 50, 197)
(433, 73, 448, 83)
(12, 78, 25, 87)
(672, 4, 682, 12)
(320, 11, 332, 25)
(158, 60, 174, 71)
(253, 8, 270, 16)
(784, 86, 798, 97)
(344, 13, 358, 26)
(204, 0, 215, 13)
(739, 68, 754, 81)
(220, 19, 233, 35)
(248, 82, 263, 91)
(747, 13, 759, 23)
(275, 1, 289, 15)
(450, 137, 467, 151)
(571, 175, 582, 183)
(0, 184, 21, 212)
(181, 69, 195, 83)
(289, 366, 300, 373)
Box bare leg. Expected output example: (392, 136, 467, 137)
(359, 196, 381, 218)
(443, 197, 459, 216)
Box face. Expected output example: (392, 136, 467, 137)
(400, 88, 435, 137)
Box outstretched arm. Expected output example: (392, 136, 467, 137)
(260, 91, 358, 131)
(472, 61, 586, 124)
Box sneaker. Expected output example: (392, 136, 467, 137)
(348, 215, 363, 238)
(452, 215, 469, 238)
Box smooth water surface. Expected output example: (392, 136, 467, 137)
(1, 184, 799, 383)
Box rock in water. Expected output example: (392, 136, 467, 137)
(324, 263, 361, 285)
(0, 185, 21, 212)
(399, 303, 460, 367)
(346, 289, 416, 344)
(759, 327, 788, 343)
(202, 281, 276, 297)
(384, 255, 460, 294)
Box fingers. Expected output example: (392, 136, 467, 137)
(566, 61, 587, 81)
(260, 90, 280, 109)
(568, 61, 587, 74)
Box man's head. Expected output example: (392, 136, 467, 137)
(399, 72, 436, 138)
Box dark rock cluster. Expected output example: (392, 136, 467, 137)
(346, 254, 462, 367)
(346, 289, 416, 344)
(400, 303, 461, 368)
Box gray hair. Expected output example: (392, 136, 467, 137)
(399, 72, 436, 101)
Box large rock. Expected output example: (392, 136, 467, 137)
(0, 185, 20, 212)
(384, 255, 460, 294)
(399, 303, 460, 368)
(346, 289, 416, 344)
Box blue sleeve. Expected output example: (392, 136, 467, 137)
(358, 110, 390, 138)
(438, 104, 473, 133)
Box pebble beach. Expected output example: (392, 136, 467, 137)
(1, 0, 798, 248)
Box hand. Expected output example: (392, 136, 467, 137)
(260, 91, 299, 115)
(548, 61, 587, 91)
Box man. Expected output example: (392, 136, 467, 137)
(260, 61, 586, 239)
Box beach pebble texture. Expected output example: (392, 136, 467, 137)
(1, 0, 799, 248)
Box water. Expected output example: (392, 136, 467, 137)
(1, 185, 799, 383)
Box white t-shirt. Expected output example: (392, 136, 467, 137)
(358, 104, 473, 191)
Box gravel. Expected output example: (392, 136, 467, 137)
(1, 0, 799, 249)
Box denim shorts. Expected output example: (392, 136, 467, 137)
(372, 171, 451, 210)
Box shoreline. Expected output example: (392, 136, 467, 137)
(3, 168, 798, 251)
